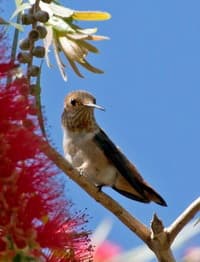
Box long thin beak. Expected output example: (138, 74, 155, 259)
(84, 103, 105, 111)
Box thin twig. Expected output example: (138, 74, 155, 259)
(6, 13, 20, 85)
(167, 197, 200, 245)
(10, 14, 20, 61)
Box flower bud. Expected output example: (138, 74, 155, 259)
(28, 65, 40, 77)
(28, 29, 40, 41)
(21, 13, 35, 25)
(36, 25, 47, 39)
(28, 5, 34, 15)
(34, 10, 49, 23)
(32, 46, 45, 58)
(17, 52, 32, 64)
(19, 38, 31, 50)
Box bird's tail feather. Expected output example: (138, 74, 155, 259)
(112, 184, 167, 206)
(143, 184, 167, 206)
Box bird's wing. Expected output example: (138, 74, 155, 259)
(93, 128, 146, 196)
(93, 128, 167, 206)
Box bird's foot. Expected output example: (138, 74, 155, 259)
(78, 167, 85, 176)
(96, 184, 104, 192)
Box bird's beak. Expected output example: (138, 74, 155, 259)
(84, 103, 105, 111)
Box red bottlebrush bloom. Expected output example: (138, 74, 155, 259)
(0, 31, 92, 261)
(93, 240, 122, 262)
(183, 246, 200, 262)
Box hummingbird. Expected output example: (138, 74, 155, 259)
(62, 90, 167, 206)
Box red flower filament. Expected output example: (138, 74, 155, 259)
(0, 37, 92, 261)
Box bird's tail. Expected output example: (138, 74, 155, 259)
(112, 175, 167, 206)
(142, 183, 167, 206)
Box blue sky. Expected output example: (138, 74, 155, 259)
(4, 0, 200, 260)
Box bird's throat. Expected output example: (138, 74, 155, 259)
(62, 109, 97, 132)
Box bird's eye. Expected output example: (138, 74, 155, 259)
(71, 99, 77, 106)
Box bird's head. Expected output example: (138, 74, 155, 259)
(64, 90, 104, 113)
(62, 90, 104, 132)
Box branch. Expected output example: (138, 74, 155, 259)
(150, 214, 176, 262)
(43, 142, 200, 262)
(167, 197, 200, 244)
(42, 142, 151, 244)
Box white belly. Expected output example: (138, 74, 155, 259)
(63, 129, 117, 186)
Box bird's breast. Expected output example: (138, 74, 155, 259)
(63, 129, 117, 186)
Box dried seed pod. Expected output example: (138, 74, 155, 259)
(21, 13, 35, 25)
(41, 0, 52, 3)
(28, 5, 34, 14)
(28, 29, 40, 41)
(28, 65, 40, 76)
(17, 52, 32, 64)
(36, 25, 47, 39)
(19, 38, 31, 50)
(32, 46, 45, 58)
(34, 10, 49, 23)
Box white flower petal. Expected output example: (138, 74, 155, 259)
(77, 27, 98, 35)
(53, 36, 67, 81)
(49, 2, 73, 18)
(43, 26, 53, 68)
(48, 16, 74, 33)
(58, 36, 85, 61)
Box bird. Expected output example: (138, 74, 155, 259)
(62, 90, 167, 206)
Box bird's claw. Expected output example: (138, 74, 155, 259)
(96, 185, 103, 192)
(78, 167, 85, 176)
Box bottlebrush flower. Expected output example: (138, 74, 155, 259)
(0, 34, 92, 261)
(91, 220, 122, 262)
(93, 240, 122, 262)
(183, 247, 200, 262)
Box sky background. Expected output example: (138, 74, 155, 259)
(3, 0, 200, 260)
